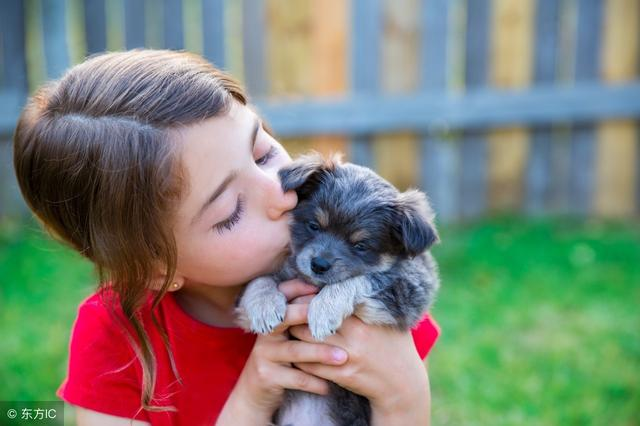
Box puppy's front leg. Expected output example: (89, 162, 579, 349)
(236, 276, 287, 334)
(308, 276, 370, 341)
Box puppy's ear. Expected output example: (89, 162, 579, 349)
(391, 189, 439, 256)
(278, 151, 342, 198)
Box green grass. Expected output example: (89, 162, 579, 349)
(1, 216, 639, 425)
(429, 217, 640, 425)
(0, 220, 94, 402)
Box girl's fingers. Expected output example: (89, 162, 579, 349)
(273, 364, 331, 395)
(267, 304, 309, 335)
(290, 294, 314, 305)
(293, 362, 342, 385)
(289, 324, 343, 346)
(278, 279, 319, 302)
(265, 339, 348, 365)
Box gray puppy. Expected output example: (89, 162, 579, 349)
(236, 152, 440, 426)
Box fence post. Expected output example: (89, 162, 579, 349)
(308, 0, 348, 158)
(525, 0, 560, 215)
(242, 0, 267, 98)
(0, 0, 29, 218)
(202, 0, 225, 68)
(84, 0, 107, 54)
(593, 0, 639, 217)
(42, 0, 70, 79)
(569, 0, 602, 215)
(460, 0, 491, 219)
(350, 0, 381, 169)
(163, 0, 184, 49)
(419, 0, 457, 222)
(125, 0, 146, 49)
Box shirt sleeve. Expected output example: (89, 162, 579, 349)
(56, 297, 150, 422)
(411, 314, 440, 360)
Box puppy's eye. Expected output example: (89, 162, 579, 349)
(353, 242, 368, 252)
(307, 221, 320, 232)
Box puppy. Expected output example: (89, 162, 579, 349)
(236, 152, 440, 426)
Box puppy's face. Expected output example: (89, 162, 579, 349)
(279, 152, 439, 286)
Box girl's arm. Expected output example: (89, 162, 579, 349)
(75, 406, 151, 426)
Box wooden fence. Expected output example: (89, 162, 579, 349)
(1, 0, 639, 221)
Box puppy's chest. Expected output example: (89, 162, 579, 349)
(277, 391, 336, 426)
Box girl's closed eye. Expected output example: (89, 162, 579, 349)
(213, 126, 281, 234)
(255, 123, 281, 166)
(213, 195, 245, 234)
(255, 145, 277, 166)
(213, 144, 278, 234)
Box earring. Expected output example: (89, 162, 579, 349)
(172, 282, 180, 289)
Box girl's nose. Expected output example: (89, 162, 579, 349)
(267, 188, 297, 220)
(264, 172, 298, 219)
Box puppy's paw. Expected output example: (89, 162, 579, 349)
(308, 301, 344, 341)
(236, 281, 287, 334)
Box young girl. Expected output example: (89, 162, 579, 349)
(13, 49, 439, 425)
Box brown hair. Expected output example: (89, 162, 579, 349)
(13, 49, 247, 414)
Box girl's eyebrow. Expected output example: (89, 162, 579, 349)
(190, 117, 260, 226)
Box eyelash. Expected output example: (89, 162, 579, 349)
(214, 195, 245, 234)
(255, 146, 277, 166)
(212, 142, 277, 234)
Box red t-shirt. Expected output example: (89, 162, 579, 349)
(56, 286, 440, 425)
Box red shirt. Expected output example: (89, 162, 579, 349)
(56, 286, 440, 425)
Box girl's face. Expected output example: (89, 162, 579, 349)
(170, 100, 298, 288)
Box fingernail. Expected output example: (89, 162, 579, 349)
(332, 348, 347, 363)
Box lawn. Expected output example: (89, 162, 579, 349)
(1, 216, 638, 425)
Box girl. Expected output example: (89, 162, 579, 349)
(13, 49, 439, 425)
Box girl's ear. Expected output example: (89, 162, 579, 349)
(278, 151, 342, 199)
(391, 189, 439, 257)
(149, 264, 185, 292)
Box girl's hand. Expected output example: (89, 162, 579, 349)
(217, 280, 348, 425)
(289, 316, 430, 425)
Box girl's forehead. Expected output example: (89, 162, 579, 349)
(173, 101, 256, 226)
(174, 101, 253, 153)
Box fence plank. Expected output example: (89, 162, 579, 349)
(460, 0, 491, 218)
(42, 0, 70, 79)
(525, 0, 560, 215)
(568, 0, 603, 215)
(163, 0, 184, 49)
(0, 91, 25, 135)
(309, 0, 348, 158)
(350, 0, 382, 168)
(242, 0, 267, 97)
(1, 0, 28, 92)
(488, 0, 534, 212)
(0, 0, 27, 135)
(0, 139, 29, 218)
(375, 0, 420, 190)
(256, 82, 640, 137)
(266, 0, 314, 158)
(594, 0, 639, 217)
(0, 0, 28, 218)
(202, 0, 225, 68)
(84, 0, 107, 55)
(419, 0, 457, 221)
(125, 0, 146, 49)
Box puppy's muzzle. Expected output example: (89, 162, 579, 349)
(310, 256, 332, 274)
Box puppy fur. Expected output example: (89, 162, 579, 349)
(236, 152, 440, 426)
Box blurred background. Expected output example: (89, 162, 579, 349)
(0, 0, 639, 424)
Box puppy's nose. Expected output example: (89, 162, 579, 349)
(310, 256, 332, 274)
